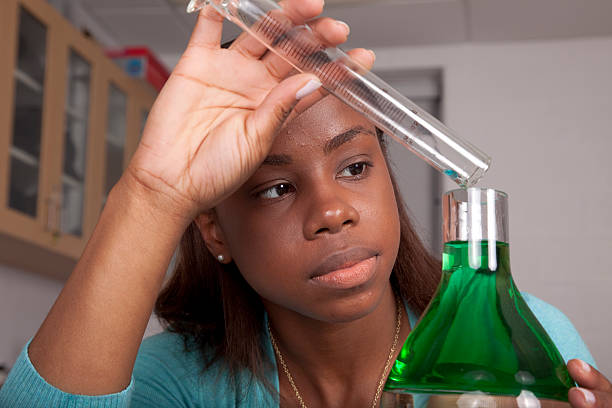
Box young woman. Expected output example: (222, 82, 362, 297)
(1, 0, 609, 407)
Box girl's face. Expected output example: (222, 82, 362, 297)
(213, 96, 401, 323)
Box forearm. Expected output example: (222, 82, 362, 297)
(28, 175, 191, 395)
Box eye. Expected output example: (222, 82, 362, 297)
(339, 161, 372, 178)
(258, 183, 295, 199)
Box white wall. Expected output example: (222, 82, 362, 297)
(374, 36, 612, 375)
(0, 265, 63, 368)
(0, 264, 163, 369)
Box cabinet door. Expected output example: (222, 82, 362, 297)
(90, 57, 137, 212)
(0, 0, 160, 275)
(60, 50, 91, 237)
(50, 33, 112, 258)
(103, 82, 129, 206)
(0, 0, 16, 210)
(50, 29, 103, 257)
(99, 54, 160, 205)
(0, 0, 63, 242)
(8, 6, 47, 220)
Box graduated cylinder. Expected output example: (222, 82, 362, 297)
(187, 0, 491, 186)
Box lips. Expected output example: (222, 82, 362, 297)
(310, 247, 379, 279)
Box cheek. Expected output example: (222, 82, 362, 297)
(386, 185, 401, 240)
(365, 170, 401, 233)
(361, 171, 401, 263)
(218, 209, 302, 294)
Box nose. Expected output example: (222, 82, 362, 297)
(303, 187, 360, 240)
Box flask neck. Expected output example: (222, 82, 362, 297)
(442, 240, 510, 273)
(443, 188, 509, 244)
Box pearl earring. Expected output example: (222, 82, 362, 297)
(217, 254, 225, 263)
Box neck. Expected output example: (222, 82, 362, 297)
(265, 284, 411, 407)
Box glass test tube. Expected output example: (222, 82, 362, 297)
(188, 0, 491, 187)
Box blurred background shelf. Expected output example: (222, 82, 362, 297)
(14, 68, 43, 94)
(0, 0, 157, 280)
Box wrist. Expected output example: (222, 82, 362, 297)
(111, 169, 196, 232)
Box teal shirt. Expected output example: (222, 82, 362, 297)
(0, 293, 597, 407)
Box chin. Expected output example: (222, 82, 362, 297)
(311, 285, 389, 324)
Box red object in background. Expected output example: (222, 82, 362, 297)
(105, 47, 169, 92)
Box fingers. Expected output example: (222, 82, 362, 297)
(279, 0, 325, 23)
(246, 74, 321, 150)
(302, 17, 350, 46)
(260, 17, 350, 80)
(188, 0, 324, 53)
(187, 5, 225, 49)
(231, 0, 324, 58)
(567, 360, 612, 408)
(569, 387, 612, 408)
(568, 360, 612, 393)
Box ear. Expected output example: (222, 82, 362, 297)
(194, 210, 232, 264)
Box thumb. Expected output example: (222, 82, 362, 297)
(247, 74, 322, 144)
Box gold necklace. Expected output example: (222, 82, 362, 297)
(268, 295, 402, 408)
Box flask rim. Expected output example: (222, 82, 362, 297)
(442, 187, 509, 244)
(444, 187, 508, 198)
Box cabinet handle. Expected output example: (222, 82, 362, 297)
(46, 185, 62, 239)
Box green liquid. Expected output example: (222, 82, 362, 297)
(385, 240, 573, 401)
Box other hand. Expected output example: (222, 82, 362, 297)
(568, 359, 612, 408)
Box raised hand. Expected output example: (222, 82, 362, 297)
(124, 0, 376, 222)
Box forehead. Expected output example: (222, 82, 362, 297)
(273, 95, 375, 152)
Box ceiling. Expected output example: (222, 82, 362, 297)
(54, 0, 612, 69)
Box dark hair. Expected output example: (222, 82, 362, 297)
(154, 128, 441, 399)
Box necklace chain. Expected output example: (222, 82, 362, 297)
(267, 295, 402, 408)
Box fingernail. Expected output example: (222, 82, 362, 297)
(578, 388, 596, 405)
(296, 79, 322, 100)
(368, 49, 376, 60)
(336, 21, 350, 35)
(578, 359, 591, 372)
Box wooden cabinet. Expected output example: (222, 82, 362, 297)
(0, 0, 157, 279)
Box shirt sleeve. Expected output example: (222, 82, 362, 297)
(0, 339, 133, 408)
(0, 332, 240, 408)
(129, 334, 197, 408)
(522, 292, 597, 368)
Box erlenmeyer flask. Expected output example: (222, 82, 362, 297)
(382, 188, 573, 408)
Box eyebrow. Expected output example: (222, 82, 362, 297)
(261, 126, 375, 167)
(324, 125, 375, 154)
(262, 154, 293, 166)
